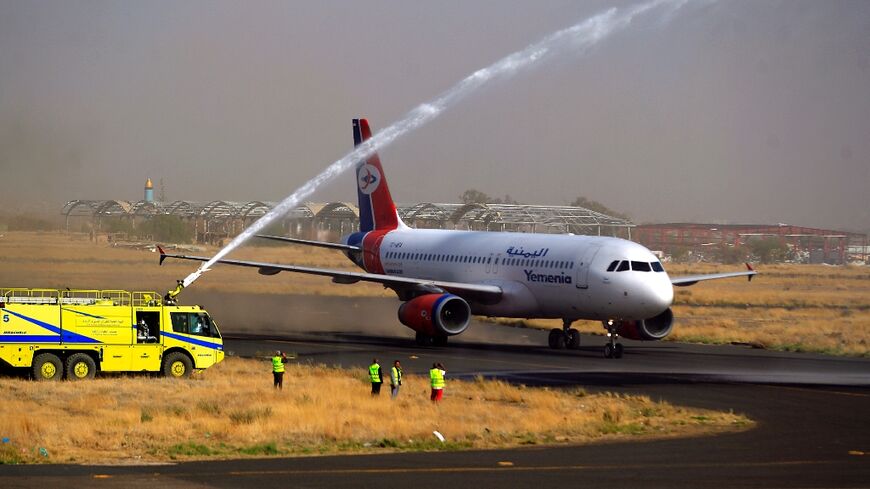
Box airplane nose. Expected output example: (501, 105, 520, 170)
(643, 279, 673, 314)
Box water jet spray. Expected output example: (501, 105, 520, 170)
(174, 0, 697, 292)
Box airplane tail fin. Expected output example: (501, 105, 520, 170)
(353, 118, 404, 232)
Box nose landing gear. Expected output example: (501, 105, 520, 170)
(548, 319, 581, 350)
(603, 320, 623, 358)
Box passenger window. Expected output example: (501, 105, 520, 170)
(651, 262, 665, 272)
(632, 261, 651, 272)
(616, 261, 630, 272)
(607, 260, 619, 272)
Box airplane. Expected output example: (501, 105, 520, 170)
(159, 118, 756, 358)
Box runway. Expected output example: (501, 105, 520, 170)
(2, 294, 870, 488)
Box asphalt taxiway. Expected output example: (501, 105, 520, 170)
(2, 294, 869, 488)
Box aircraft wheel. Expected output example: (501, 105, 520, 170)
(65, 353, 97, 380)
(566, 328, 581, 350)
(603, 343, 614, 359)
(433, 335, 448, 346)
(614, 343, 624, 359)
(548, 329, 562, 349)
(32, 353, 63, 381)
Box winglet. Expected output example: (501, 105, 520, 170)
(745, 263, 755, 282)
(158, 245, 167, 266)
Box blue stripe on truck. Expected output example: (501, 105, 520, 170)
(1, 308, 101, 344)
(0, 335, 61, 342)
(161, 331, 223, 350)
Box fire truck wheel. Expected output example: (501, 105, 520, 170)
(65, 353, 97, 380)
(32, 353, 63, 381)
(163, 352, 193, 379)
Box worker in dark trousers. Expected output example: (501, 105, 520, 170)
(369, 358, 383, 396)
(390, 360, 403, 399)
(272, 350, 287, 390)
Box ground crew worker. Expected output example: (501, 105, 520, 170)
(272, 350, 287, 390)
(369, 358, 383, 396)
(390, 360, 403, 399)
(429, 362, 446, 402)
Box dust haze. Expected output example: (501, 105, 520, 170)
(1, 1, 868, 231)
(183, 291, 539, 346)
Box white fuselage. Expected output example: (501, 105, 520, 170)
(374, 228, 674, 321)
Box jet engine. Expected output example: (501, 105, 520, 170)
(397, 294, 471, 337)
(616, 308, 674, 341)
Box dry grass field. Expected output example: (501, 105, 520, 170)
(0, 231, 390, 298)
(0, 357, 750, 464)
(1, 231, 867, 356)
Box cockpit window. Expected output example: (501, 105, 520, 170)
(606, 260, 619, 272)
(631, 261, 652, 272)
(616, 260, 630, 272)
(651, 261, 665, 272)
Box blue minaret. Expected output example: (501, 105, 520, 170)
(144, 178, 154, 202)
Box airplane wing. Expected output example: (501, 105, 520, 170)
(158, 248, 502, 304)
(255, 234, 360, 252)
(670, 263, 757, 287)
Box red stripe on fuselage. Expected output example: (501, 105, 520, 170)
(362, 230, 389, 274)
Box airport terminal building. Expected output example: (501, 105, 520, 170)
(62, 198, 867, 265)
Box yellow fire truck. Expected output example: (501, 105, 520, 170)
(0, 288, 224, 380)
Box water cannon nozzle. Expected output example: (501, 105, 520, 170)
(164, 280, 185, 304)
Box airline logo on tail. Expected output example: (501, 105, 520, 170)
(357, 164, 381, 195)
(353, 118, 402, 232)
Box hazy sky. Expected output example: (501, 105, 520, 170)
(1, 0, 868, 231)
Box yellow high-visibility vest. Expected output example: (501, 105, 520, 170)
(272, 356, 285, 373)
(391, 366, 402, 385)
(429, 368, 445, 389)
(369, 363, 381, 383)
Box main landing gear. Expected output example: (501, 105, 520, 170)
(603, 320, 623, 359)
(548, 319, 581, 350)
(416, 332, 448, 346)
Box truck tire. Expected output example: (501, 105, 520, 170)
(65, 353, 97, 380)
(32, 353, 63, 381)
(162, 352, 193, 378)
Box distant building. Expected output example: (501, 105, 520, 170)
(144, 178, 154, 203)
(634, 223, 868, 264)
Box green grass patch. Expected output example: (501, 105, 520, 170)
(239, 442, 279, 456)
(0, 444, 24, 464)
(167, 442, 213, 458)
